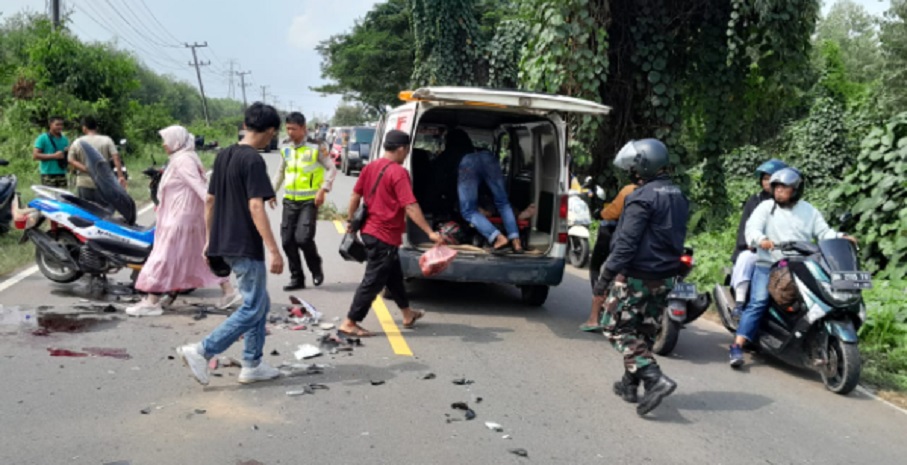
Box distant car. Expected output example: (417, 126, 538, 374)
(340, 126, 376, 175)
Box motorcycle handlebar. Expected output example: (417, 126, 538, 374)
(0, 159, 9, 166)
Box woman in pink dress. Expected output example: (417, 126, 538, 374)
(126, 126, 240, 316)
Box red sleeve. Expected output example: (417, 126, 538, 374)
(391, 166, 417, 206)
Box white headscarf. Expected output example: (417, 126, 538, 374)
(159, 125, 195, 156)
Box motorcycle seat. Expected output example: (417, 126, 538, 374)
(60, 193, 115, 219)
(106, 215, 155, 233)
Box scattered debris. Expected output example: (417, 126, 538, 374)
(465, 409, 476, 420)
(140, 407, 151, 415)
(476, 397, 484, 403)
(277, 362, 326, 377)
(102, 461, 132, 465)
(82, 347, 131, 360)
(291, 325, 307, 331)
(102, 304, 117, 313)
(270, 349, 280, 356)
(194, 409, 207, 415)
(422, 372, 436, 380)
(485, 422, 503, 432)
(209, 358, 220, 370)
(450, 401, 477, 421)
(220, 356, 242, 368)
(167, 355, 175, 360)
(370, 380, 385, 386)
(47, 348, 88, 357)
(287, 295, 322, 324)
(251, 425, 259, 431)
(452, 378, 474, 385)
(508, 448, 528, 458)
(294, 344, 322, 360)
(286, 388, 311, 397)
(319, 323, 335, 330)
(502, 435, 512, 440)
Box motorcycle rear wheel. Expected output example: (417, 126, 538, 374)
(35, 230, 83, 284)
(568, 236, 589, 268)
(653, 311, 681, 356)
(821, 337, 861, 395)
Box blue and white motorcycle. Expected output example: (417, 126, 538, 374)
(16, 141, 155, 288)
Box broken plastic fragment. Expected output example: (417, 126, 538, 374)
(370, 380, 385, 386)
(452, 378, 474, 385)
(451, 402, 469, 410)
(194, 408, 206, 414)
(47, 348, 88, 357)
(286, 388, 311, 397)
(509, 448, 528, 458)
(291, 325, 307, 331)
(294, 344, 322, 360)
(422, 373, 436, 380)
(270, 349, 280, 356)
(140, 407, 151, 415)
(464, 409, 476, 421)
(83, 347, 131, 360)
(485, 422, 503, 432)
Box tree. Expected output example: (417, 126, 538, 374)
(331, 102, 376, 126)
(815, 0, 884, 85)
(410, 0, 485, 86)
(314, 0, 414, 113)
(880, 0, 907, 111)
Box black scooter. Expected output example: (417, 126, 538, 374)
(713, 236, 869, 394)
(0, 159, 18, 235)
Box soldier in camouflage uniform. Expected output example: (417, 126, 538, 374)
(593, 138, 689, 416)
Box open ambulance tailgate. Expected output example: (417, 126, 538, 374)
(410, 87, 612, 115)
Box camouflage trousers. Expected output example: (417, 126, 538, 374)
(600, 275, 674, 373)
(40, 174, 68, 189)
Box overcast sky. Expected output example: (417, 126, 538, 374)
(0, 0, 893, 120)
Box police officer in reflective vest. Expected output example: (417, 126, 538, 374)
(271, 112, 337, 290)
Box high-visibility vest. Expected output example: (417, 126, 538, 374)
(283, 144, 324, 201)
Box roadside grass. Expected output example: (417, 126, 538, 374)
(0, 129, 224, 278)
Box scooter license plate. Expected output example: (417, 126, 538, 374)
(831, 271, 873, 290)
(668, 282, 697, 300)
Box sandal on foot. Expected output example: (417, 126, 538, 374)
(338, 327, 375, 338)
(579, 323, 604, 332)
(403, 310, 426, 329)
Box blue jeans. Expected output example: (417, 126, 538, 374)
(201, 257, 270, 367)
(737, 265, 771, 342)
(458, 151, 519, 243)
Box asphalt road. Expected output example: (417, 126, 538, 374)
(0, 153, 905, 465)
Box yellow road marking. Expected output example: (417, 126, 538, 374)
(332, 220, 345, 234)
(372, 296, 413, 356)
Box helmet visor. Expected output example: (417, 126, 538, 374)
(613, 141, 638, 171)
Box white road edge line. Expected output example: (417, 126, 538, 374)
(856, 386, 907, 416)
(0, 202, 156, 293)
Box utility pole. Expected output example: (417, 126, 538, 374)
(50, 0, 61, 30)
(226, 59, 236, 99)
(185, 42, 211, 125)
(260, 85, 269, 105)
(235, 70, 251, 109)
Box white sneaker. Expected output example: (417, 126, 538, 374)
(126, 301, 163, 317)
(238, 361, 281, 384)
(217, 290, 242, 310)
(177, 343, 209, 386)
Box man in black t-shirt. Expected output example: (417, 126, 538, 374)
(176, 102, 285, 386)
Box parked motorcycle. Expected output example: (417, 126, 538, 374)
(567, 181, 605, 268)
(712, 237, 869, 394)
(651, 247, 711, 355)
(15, 141, 154, 295)
(0, 159, 20, 236)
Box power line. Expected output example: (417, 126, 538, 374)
(76, 2, 185, 65)
(110, 0, 181, 48)
(137, 0, 183, 44)
(99, 0, 180, 49)
(72, 4, 186, 72)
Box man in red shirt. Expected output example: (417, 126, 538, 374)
(340, 130, 441, 337)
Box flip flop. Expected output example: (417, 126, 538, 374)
(338, 327, 375, 338)
(403, 310, 426, 329)
(579, 323, 604, 332)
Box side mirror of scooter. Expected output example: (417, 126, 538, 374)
(838, 212, 855, 231)
(595, 186, 606, 200)
(0, 159, 9, 166)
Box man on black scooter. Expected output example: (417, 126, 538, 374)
(730, 168, 858, 368)
(592, 138, 689, 416)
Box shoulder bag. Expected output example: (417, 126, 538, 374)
(340, 162, 392, 263)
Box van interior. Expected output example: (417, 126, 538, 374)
(405, 107, 562, 255)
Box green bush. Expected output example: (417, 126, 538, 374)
(829, 111, 907, 279)
(859, 280, 907, 391)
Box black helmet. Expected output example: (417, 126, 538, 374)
(769, 167, 804, 202)
(613, 138, 670, 180)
